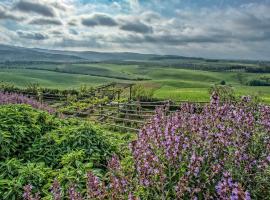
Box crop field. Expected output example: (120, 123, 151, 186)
(1, 62, 270, 102)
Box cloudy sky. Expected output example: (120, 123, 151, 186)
(0, 0, 270, 60)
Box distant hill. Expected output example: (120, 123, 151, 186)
(0, 44, 85, 63)
(0, 44, 158, 63)
(33, 48, 157, 62)
(1, 44, 266, 64)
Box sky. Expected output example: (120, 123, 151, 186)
(0, 0, 270, 60)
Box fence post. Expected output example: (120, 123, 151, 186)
(129, 85, 132, 101)
(117, 90, 120, 116)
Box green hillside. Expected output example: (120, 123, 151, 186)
(1, 62, 270, 102)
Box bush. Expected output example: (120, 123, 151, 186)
(0, 160, 55, 199)
(25, 123, 116, 169)
(0, 105, 57, 159)
(220, 80, 226, 85)
(0, 104, 116, 199)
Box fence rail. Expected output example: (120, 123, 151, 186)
(94, 100, 201, 132)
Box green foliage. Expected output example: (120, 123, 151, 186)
(209, 85, 236, 102)
(0, 81, 94, 97)
(25, 123, 115, 169)
(0, 104, 117, 199)
(0, 159, 55, 199)
(0, 81, 17, 92)
(132, 84, 154, 101)
(60, 150, 86, 167)
(0, 105, 56, 160)
(59, 97, 109, 115)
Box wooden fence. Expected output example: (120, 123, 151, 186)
(93, 100, 208, 132)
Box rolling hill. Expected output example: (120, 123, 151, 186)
(0, 44, 158, 63)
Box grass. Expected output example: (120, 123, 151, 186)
(0, 63, 270, 103)
(0, 68, 122, 89)
(153, 86, 210, 102)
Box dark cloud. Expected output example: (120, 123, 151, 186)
(235, 13, 270, 31)
(144, 33, 228, 45)
(14, 0, 55, 17)
(0, 5, 23, 21)
(120, 21, 153, 34)
(51, 30, 62, 35)
(29, 18, 62, 25)
(17, 31, 48, 40)
(109, 29, 229, 46)
(82, 14, 118, 27)
(56, 38, 103, 48)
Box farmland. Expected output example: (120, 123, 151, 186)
(1, 61, 270, 103)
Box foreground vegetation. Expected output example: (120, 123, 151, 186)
(0, 103, 122, 199)
(0, 90, 270, 199)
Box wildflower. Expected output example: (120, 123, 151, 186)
(51, 180, 61, 200)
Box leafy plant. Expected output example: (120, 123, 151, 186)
(25, 123, 115, 169)
(0, 105, 56, 159)
(0, 104, 117, 199)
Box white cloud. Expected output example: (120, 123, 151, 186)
(0, 0, 269, 59)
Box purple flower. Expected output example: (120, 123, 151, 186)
(51, 180, 61, 200)
(0, 92, 55, 113)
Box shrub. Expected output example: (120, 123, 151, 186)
(0, 159, 55, 199)
(0, 104, 117, 199)
(0, 105, 57, 159)
(25, 123, 116, 169)
(220, 80, 226, 85)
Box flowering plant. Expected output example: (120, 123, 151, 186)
(0, 92, 55, 113)
(24, 93, 270, 199)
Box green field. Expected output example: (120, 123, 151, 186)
(1, 63, 270, 102)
